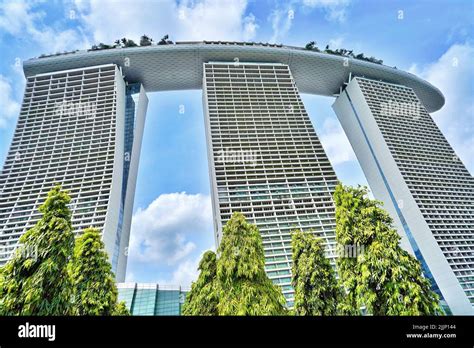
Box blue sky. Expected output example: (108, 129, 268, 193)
(0, 0, 472, 286)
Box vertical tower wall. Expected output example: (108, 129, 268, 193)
(0, 64, 147, 282)
(333, 77, 474, 314)
(115, 84, 148, 281)
(203, 62, 339, 305)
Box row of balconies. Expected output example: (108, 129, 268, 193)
(26, 79, 115, 95)
(26, 74, 115, 87)
(2, 154, 114, 172)
(0, 173, 114, 193)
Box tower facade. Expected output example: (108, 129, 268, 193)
(0, 64, 147, 281)
(333, 77, 474, 314)
(203, 62, 339, 305)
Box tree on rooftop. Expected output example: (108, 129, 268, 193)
(118, 37, 138, 48)
(158, 34, 173, 45)
(98, 43, 112, 50)
(291, 230, 342, 315)
(0, 185, 74, 315)
(305, 41, 319, 51)
(124, 39, 138, 47)
(334, 183, 443, 315)
(140, 35, 153, 46)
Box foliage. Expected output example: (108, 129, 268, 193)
(113, 301, 130, 316)
(0, 185, 75, 315)
(69, 228, 129, 315)
(182, 251, 219, 315)
(45, 36, 385, 66)
(304, 41, 319, 51)
(291, 230, 342, 315)
(321, 44, 383, 64)
(0, 186, 129, 316)
(90, 43, 114, 51)
(121, 37, 138, 47)
(139, 34, 153, 46)
(216, 212, 287, 315)
(183, 212, 287, 315)
(158, 34, 173, 45)
(333, 183, 443, 315)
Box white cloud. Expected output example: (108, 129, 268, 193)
(165, 257, 200, 286)
(328, 36, 344, 49)
(129, 192, 213, 266)
(408, 63, 418, 75)
(410, 43, 474, 173)
(153, 245, 215, 286)
(0, 75, 21, 128)
(319, 117, 356, 165)
(268, 0, 350, 43)
(0, 0, 90, 53)
(74, 0, 256, 44)
(302, 0, 350, 23)
(243, 13, 259, 41)
(269, 6, 295, 43)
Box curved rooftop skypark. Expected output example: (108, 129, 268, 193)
(23, 41, 444, 112)
(1, 40, 472, 315)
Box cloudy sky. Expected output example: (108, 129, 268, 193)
(0, 0, 472, 286)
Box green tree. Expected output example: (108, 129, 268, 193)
(183, 212, 286, 315)
(113, 301, 130, 315)
(69, 227, 129, 315)
(98, 43, 112, 49)
(305, 41, 319, 51)
(333, 183, 443, 315)
(216, 212, 286, 315)
(139, 34, 153, 46)
(0, 185, 74, 315)
(158, 34, 173, 45)
(182, 251, 218, 315)
(291, 230, 342, 315)
(120, 37, 138, 47)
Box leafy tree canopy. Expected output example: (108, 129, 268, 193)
(184, 212, 287, 315)
(182, 251, 218, 315)
(69, 227, 129, 315)
(291, 230, 342, 315)
(334, 183, 443, 315)
(0, 186, 130, 316)
(0, 185, 74, 315)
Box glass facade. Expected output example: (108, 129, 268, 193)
(117, 283, 188, 316)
